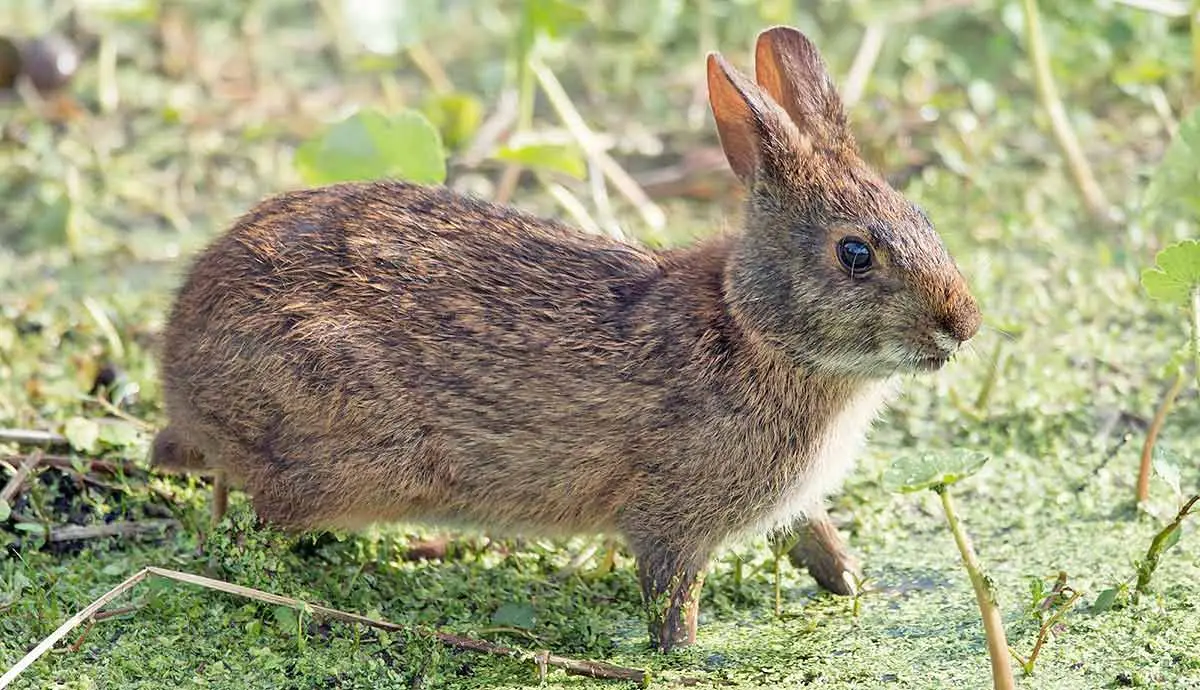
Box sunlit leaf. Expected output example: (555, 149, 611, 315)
(1141, 240, 1200, 305)
(525, 0, 588, 38)
(516, 0, 589, 70)
(422, 92, 483, 151)
(340, 0, 440, 54)
(98, 420, 140, 449)
(1162, 523, 1183, 553)
(294, 109, 446, 186)
(494, 142, 586, 179)
(885, 451, 990, 493)
(0, 499, 10, 522)
(63, 416, 101, 454)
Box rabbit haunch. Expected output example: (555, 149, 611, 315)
(153, 26, 980, 653)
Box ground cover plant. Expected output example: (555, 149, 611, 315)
(3, 0, 1200, 688)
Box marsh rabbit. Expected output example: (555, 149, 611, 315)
(152, 26, 981, 651)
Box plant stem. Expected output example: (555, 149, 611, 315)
(936, 487, 1016, 690)
(1191, 285, 1200, 386)
(1008, 587, 1083, 675)
(1134, 494, 1200, 601)
(1020, 0, 1115, 226)
(1192, 0, 1200, 97)
(974, 338, 1006, 413)
(773, 550, 782, 617)
(1137, 370, 1187, 503)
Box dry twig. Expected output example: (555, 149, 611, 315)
(0, 429, 68, 448)
(1, 453, 43, 504)
(1137, 370, 1187, 503)
(0, 567, 649, 688)
(38, 519, 180, 543)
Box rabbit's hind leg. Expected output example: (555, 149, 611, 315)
(785, 504, 862, 596)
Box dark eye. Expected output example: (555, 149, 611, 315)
(837, 237, 873, 274)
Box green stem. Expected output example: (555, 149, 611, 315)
(1191, 285, 1200, 387)
(773, 551, 782, 617)
(1192, 0, 1200, 97)
(515, 0, 537, 133)
(1135, 495, 1200, 600)
(1137, 370, 1187, 504)
(937, 488, 1016, 690)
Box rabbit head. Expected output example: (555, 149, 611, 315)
(708, 27, 981, 379)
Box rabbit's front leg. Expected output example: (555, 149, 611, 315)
(784, 504, 862, 595)
(633, 543, 710, 652)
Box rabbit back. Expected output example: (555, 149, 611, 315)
(159, 181, 855, 546)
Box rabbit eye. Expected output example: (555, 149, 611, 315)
(837, 237, 873, 275)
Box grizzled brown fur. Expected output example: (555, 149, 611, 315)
(153, 27, 980, 652)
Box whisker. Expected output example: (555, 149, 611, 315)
(979, 323, 1017, 341)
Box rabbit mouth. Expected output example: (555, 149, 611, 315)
(913, 353, 951, 372)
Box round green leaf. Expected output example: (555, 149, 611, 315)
(885, 451, 990, 493)
(1142, 240, 1200, 305)
(294, 109, 446, 186)
(0, 499, 10, 522)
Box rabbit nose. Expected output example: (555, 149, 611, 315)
(941, 293, 981, 344)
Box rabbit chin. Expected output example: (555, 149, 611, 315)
(801, 348, 917, 380)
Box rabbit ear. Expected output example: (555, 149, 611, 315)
(754, 26, 851, 146)
(706, 51, 799, 185)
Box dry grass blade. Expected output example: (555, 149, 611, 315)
(1021, 0, 1117, 226)
(842, 24, 886, 109)
(543, 180, 603, 236)
(1, 453, 43, 504)
(0, 568, 152, 688)
(1, 566, 650, 686)
(141, 568, 649, 683)
(529, 58, 663, 234)
(84, 395, 154, 430)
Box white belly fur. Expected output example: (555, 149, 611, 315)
(749, 377, 900, 538)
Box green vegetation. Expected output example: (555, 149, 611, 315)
(3, 0, 1200, 688)
(887, 452, 1013, 689)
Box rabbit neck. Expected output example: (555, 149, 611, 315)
(660, 235, 898, 540)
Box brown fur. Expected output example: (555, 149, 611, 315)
(152, 27, 979, 651)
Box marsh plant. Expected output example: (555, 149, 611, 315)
(887, 451, 1015, 690)
(1135, 107, 1200, 504)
